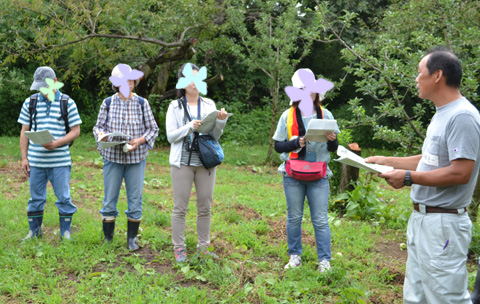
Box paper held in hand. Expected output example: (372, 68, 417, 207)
(97, 132, 131, 150)
(197, 111, 233, 134)
(303, 119, 337, 142)
(24, 130, 55, 145)
(334, 145, 394, 174)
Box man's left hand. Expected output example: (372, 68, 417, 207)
(379, 169, 406, 189)
(42, 140, 59, 150)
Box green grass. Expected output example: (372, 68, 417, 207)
(0, 135, 477, 303)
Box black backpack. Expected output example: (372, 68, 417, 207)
(29, 93, 73, 146)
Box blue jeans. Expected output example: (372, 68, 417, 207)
(283, 175, 331, 262)
(28, 166, 77, 214)
(100, 159, 146, 220)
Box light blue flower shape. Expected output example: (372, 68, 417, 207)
(176, 63, 208, 95)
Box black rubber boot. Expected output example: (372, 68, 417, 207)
(102, 219, 115, 242)
(472, 265, 480, 304)
(127, 219, 140, 251)
(21, 211, 44, 241)
(59, 213, 73, 240)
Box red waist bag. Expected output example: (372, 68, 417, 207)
(285, 160, 327, 181)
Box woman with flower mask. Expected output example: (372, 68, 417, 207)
(273, 68, 340, 272)
(93, 64, 159, 250)
(166, 63, 229, 262)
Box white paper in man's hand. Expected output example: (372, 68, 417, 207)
(24, 130, 55, 145)
(335, 145, 393, 174)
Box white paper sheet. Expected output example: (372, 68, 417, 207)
(97, 132, 131, 150)
(334, 145, 394, 174)
(24, 130, 55, 145)
(197, 111, 233, 133)
(304, 119, 337, 142)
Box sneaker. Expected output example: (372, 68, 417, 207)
(319, 259, 331, 272)
(284, 255, 301, 269)
(197, 245, 218, 258)
(174, 248, 187, 263)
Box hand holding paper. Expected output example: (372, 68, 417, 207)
(377, 169, 408, 189)
(304, 119, 337, 142)
(197, 110, 233, 133)
(24, 130, 55, 145)
(334, 145, 393, 174)
(96, 132, 131, 150)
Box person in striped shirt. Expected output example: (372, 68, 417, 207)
(93, 64, 159, 251)
(18, 66, 82, 241)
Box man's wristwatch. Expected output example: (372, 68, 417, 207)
(404, 170, 413, 186)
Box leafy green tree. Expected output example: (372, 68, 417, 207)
(226, 0, 321, 162)
(0, 0, 223, 98)
(0, 0, 229, 134)
(316, 0, 480, 215)
(316, 0, 480, 151)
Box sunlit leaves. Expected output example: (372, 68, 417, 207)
(322, 0, 480, 152)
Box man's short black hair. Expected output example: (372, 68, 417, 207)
(425, 46, 462, 88)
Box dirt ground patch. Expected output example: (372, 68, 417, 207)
(374, 240, 408, 264)
(0, 162, 28, 200)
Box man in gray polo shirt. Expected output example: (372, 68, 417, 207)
(366, 47, 480, 303)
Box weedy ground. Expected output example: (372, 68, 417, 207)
(0, 136, 477, 303)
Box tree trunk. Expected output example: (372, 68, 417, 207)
(151, 62, 175, 95)
(266, 77, 279, 163)
(339, 143, 362, 193)
(135, 37, 198, 97)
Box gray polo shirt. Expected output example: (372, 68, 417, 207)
(411, 97, 480, 209)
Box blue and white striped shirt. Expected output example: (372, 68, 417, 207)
(17, 90, 82, 168)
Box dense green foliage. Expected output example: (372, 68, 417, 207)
(226, 0, 320, 161)
(1, 0, 480, 152)
(321, 0, 480, 152)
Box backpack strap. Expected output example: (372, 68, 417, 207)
(58, 94, 70, 134)
(59, 94, 74, 147)
(137, 96, 145, 123)
(138, 96, 145, 108)
(104, 96, 113, 125)
(104, 95, 144, 125)
(28, 93, 39, 131)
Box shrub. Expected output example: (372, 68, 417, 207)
(0, 67, 31, 136)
